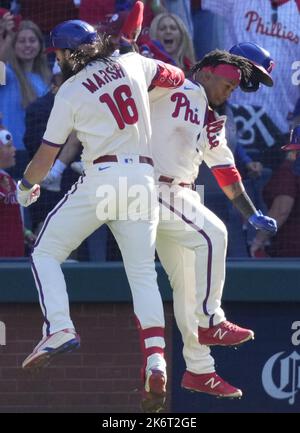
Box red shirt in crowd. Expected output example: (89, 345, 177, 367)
(0, 170, 24, 257)
(264, 159, 300, 257)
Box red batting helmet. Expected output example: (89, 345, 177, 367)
(281, 125, 300, 151)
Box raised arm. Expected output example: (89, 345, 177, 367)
(0, 12, 15, 62)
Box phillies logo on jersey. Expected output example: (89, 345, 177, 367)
(245, 11, 299, 44)
(171, 93, 201, 125)
(207, 120, 225, 150)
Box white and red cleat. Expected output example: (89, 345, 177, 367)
(141, 369, 167, 413)
(198, 320, 254, 347)
(22, 328, 80, 370)
(181, 371, 242, 398)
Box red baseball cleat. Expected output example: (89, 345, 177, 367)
(141, 369, 167, 413)
(121, 1, 144, 41)
(181, 371, 242, 398)
(198, 320, 254, 347)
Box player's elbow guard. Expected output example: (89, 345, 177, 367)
(151, 63, 185, 89)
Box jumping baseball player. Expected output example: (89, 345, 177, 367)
(16, 18, 184, 412)
(149, 44, 277, 398)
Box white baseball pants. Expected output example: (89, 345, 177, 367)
(156, 184, 228, 373)
(31, 160, 165, 344)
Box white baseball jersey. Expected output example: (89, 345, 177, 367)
(43, 52, 161, 166)
(202, 0, 300, 134)
(153, 79, 231, 366)
(150, 78, 235, 183)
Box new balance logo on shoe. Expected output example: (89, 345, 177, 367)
(198, 320, 254, 347)
(205, 377, 221, 389)
(181, 371, 242, 398)
(213, 328, 228, 340)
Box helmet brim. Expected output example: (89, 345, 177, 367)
(252, 62, 273, 87)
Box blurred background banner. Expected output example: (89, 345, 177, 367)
(172, 304, 300, 413)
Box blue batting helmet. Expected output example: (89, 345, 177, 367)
(282, 125, 300, 151)
(229, 42, 274, 91)
(50, 20, 97, 50)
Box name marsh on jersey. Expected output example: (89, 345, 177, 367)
(81, 63, 125, 93)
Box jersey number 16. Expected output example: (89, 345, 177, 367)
(100, 84, 139, 130)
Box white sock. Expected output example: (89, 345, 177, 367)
(51, 159, 67, 177)
(146, 353, 166, 374)
(144, 354, 167, 391)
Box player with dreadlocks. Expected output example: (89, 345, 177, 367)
(148, 46, 277, 398)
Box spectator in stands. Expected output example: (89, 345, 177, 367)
(164, 0, 193, 37)
(148, 12, 196, 72)
(0, 12, 51, 176)
(250, 125, 300, 257)
(24, 62, 81, 235)
(0, 123, 35, 257)
(191, 1, 222, 59)
(198, 0, 300, 172)
(200, 101, 272, 257)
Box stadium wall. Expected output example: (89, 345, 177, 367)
(0, 260, 300, 413)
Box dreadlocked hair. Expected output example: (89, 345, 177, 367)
(69, 33, 116, 74)
(190, 49, 253, 84)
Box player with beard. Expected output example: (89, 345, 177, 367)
(16, 18, 184, 412)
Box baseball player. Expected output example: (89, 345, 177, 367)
(16, 19, 184, 412)
(149, 44, 277, 397)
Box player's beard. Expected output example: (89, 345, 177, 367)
(60, 59, 76, 82)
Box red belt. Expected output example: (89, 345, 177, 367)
(159, 175, 195, 189)
(93, 155, 154, 166)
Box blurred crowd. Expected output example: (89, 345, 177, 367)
(1, 0, 300, 260)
